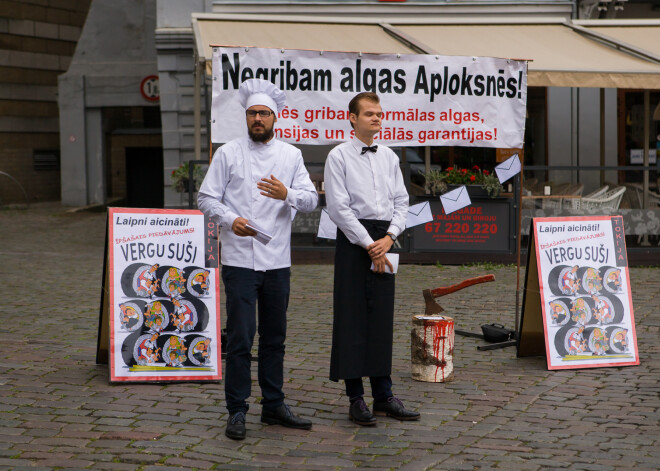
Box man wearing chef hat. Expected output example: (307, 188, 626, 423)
(198, 79, 318, 440)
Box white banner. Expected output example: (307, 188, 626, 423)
(211, 47, 527, 148)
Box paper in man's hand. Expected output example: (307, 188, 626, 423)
(406, 201, 433, 228)
(246, 221, 273, 245)
(440, 186, 471, 215)
(370, 253, 399, 274)
(495, 153, 521, 183)
(317, 208, 337, 240)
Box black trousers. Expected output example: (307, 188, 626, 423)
(221, 265, 290, 414)
(345, 376, 392, 402)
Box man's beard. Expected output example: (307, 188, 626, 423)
(248, 123, 274, 143)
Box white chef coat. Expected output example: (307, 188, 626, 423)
(324, 138, 409, 248)
(198, 137, 318, 271)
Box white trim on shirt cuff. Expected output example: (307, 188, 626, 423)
(284, 186, 296, 206)
(386, 225, 402, 239)
(222, 211, 240, 231)
(359, 234, 375, 249)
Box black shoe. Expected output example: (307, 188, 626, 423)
(373, 397, 420, 421)
(225, 411, 246, 440)
(349, 398, 377, 426)
(261, 403, 312, 430)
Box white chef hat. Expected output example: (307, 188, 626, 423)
(238, 78, 286, 113)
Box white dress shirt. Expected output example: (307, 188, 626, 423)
(198, 137, 318, 271)
(324, 138, 409, 248)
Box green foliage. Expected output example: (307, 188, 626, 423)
(170, 162, 207, 193)
(421, 165, 504, 197)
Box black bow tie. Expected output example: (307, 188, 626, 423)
(361, 145, 378, 155)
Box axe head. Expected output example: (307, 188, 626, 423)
(423, 289, 444, 315)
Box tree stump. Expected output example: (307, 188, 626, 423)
(411, 315, 454, 382)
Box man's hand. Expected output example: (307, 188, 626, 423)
(257, 174, 288, 200)
(371, 254, 394, 274)
(367, 237, 394, 260)
(231, 217, 257, 237)
(367, 237, 395, 274)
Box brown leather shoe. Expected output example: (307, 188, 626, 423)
(373, 397, 420, 421)
(349, 398, 377, 426)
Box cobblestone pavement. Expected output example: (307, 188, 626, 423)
(1, 203, 659, 470)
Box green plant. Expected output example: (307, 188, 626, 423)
(171, 162, 207, 193)
(421, 165, 504, 197)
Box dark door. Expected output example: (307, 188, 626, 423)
(125, 147, 164, 208)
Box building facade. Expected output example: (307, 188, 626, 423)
(5, 0, 659, 258)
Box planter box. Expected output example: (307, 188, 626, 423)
(445, 184, 491, 199)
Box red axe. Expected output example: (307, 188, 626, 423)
(423, 274, 496, 315)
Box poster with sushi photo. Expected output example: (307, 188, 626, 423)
(104, 208, 221, 382)
(521, 215, 639, 370)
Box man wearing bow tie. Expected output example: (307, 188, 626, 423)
(324, 92, 419, 426)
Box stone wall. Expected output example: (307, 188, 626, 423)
(0, 0, 91, 204)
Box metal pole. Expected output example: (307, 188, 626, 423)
(600, 89, 605, 186)
(194, 57, 202, 162)
(643, 90, 650, 208)
(571, 88, 579, 185)
(515, 165, 523, 336)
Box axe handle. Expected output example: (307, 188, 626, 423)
(429, 274, 495, 298)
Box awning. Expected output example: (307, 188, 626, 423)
(192, 15, 660, 89)
(574, 19, 660, 61)
(192, 14, 417, 75)
(390, 18, 660, 89)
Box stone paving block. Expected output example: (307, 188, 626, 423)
(215, 463, 278, 470)
(0, 434, 32, 445)
(114, 453, 163, 465)
(190, 443, 254, 461)
(93, 462, 143, 470)
(93, 417, 136, 427)
(181, 450, 232, 464)
(252, 453, 306, 465)
(158, 434, 202, 445)
(0, 466, 55, 471)
(304, 455, 356, 467)
(21, 428, 60, 439)
(164, 456, 216, 468)
(0, 459, 38, 467)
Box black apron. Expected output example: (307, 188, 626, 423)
(329, 219, 395, 381)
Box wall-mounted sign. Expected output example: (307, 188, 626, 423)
(97, 208, 221, 383)
(630, 148, 657, 164)
(519, 216, 639, 370)
(411, 197, 514, 253)
(140, 75, 160, 102)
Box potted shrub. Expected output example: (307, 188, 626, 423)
(171, 162, 207, 193)
(422, 165, 503, 198)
